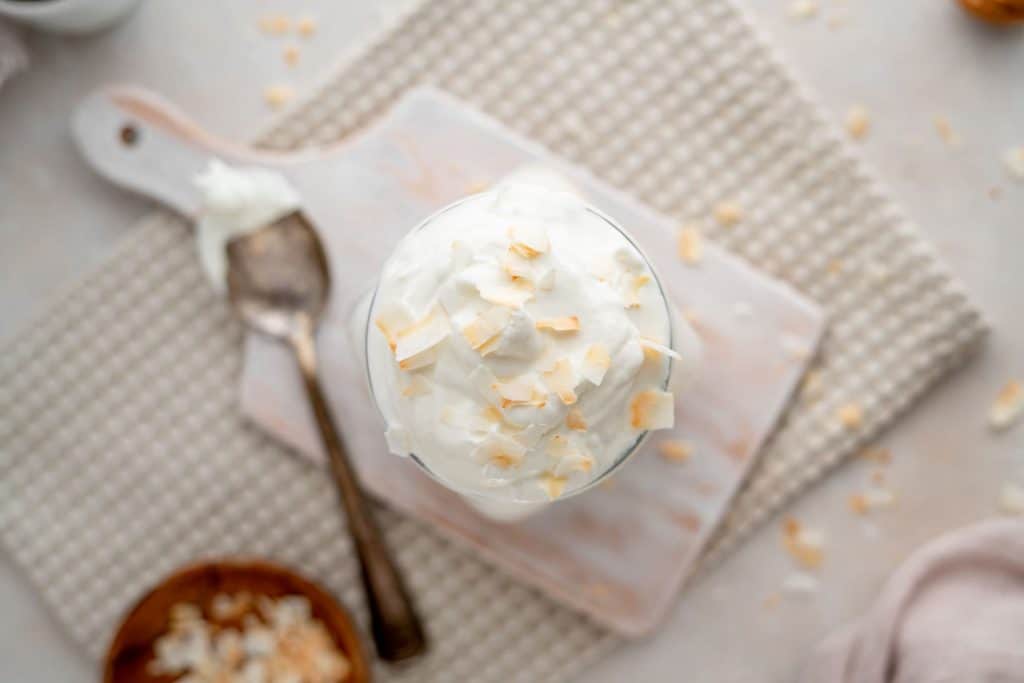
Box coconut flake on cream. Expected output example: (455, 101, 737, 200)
(367, 183, 698, 503)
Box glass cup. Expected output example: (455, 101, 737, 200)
(357, 173, 697, 520)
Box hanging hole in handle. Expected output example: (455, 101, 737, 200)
(119, 123, 140, 147)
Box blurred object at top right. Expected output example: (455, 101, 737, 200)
(959, 0, 1024, 25)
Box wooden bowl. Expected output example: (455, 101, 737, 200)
(959, 0, 1024, 24)
(103, 559, 372, 683)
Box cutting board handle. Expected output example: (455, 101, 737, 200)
(71, 85, 309, 217)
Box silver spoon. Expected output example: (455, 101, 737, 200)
(225, 211, 427, 663)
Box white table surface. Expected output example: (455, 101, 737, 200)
(1, 1, 1022, 681)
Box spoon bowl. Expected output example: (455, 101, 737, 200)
(225, 212, 329, 341)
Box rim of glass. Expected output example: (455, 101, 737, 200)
(363, 189, 676, 504)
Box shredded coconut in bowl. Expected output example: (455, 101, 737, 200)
(147, 593, 352, 683)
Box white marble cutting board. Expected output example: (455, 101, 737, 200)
(73, 86, 825, 636)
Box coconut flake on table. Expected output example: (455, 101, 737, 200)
(782, 572, 821, 597)
(989, 380, 1023, 431)
(1004, 146, 1024, 181)
(788, 0, 819, 20)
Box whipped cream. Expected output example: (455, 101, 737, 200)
(367, 182, 699, 503)
(193, 159, 301, 289)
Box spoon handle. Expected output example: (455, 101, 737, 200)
(289, 327, 428, 663)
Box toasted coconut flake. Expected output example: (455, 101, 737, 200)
(864, 487, 896, 508)
(989, 380, 1023, 431)
(763, 593, 782, 610)
(623, 274, 652, 308)
(614, 245, 644, 271)
(535, 316, 580, 332)
(788, 0, 818, 19)
(677, 225, 704, 265)
(441, 406, 492, 434)
(713, 201, 743, 227)
(554, 450, 595, 476)
(168, 603, 202, 630)
(263, 84, 294, 109)
(848, 494, 869, 516)
(998, 482, 1024, 515)
(482, 405, 504, 424)
(465, 179, 490, 194)
(539, 472, 568, 500)
(528, 388, 549, 407)
(211, 592, 253, 621)
(493, 377, 535, 403)
(296, 15, 317, 37)
(152, 592, 351, 681)
(402, 375, 432, 397)
(850, 487, 896, 515)
(846, 105, 871, 140)
(500, 388, 547, 411)
(581, 344, 611, 386)
(639, 336, 682, 361)
(473, 432, 527, 469)
(783, 572, 820, 597)
(477, 281, 534, 308)
(282, 45, 301, 67)
(547, 434, 575, 458)
(566, 409, 588, 431)
(658, 439, 693, 463)
(1004, 147, 1024, 181)
(461, 306, 512, 350)
(782, 518, 824, 570)
(508, 224, 550, 259)
(860, 448, 892, 464)
(630, 390, 675, 430)
(501, 248, 535, 281)
(509, 243, 539, 260)
(588, 256, 618, 283)
(543, 359, 578, 405)
(258, 14, 291, 34)
(934, 116, 960, 145)
(398, 346, 438, 371)
(838, 402, 864, 429)
(477, 334, 502, 357)
(394, 309, 450, 362)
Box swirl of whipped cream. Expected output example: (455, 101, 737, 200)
(367, 182, 696, 503)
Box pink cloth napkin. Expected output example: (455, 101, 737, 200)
(801, 519, 1024, 682)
